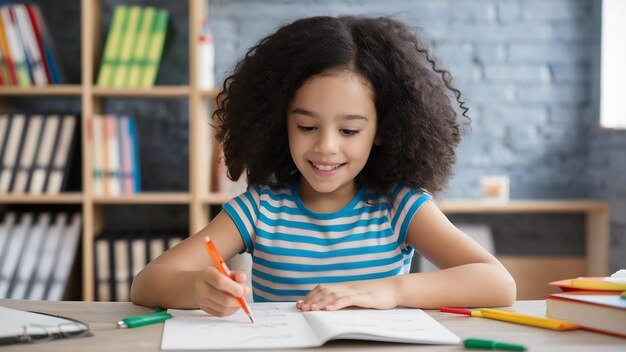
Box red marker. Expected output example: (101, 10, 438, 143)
(204, 236, 255, 323)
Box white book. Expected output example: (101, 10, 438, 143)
(0, 115, 26, 193)
(29, 115, 60, 194)
(105, 115, 122, 195)
(91, 116, 104, 196)
(113, 236, 130, 301)
(12, 4, 48, 85)
(46, 115, 76, 194)
(9, 213, 50, 299)
(47, 213, 81, 300)
(162, 303, 460, 350)
(0, 213, 33, 298)
(0, 213, 17, 270)
(12, 115, 43, 193)
(95, 235, 111, 301)
(28, 213, 66, 300)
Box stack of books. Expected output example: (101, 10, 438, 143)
(89, 114, 141, 197)
(0, 212, 81, 300)
(0, 4, 63, 86)
(0, 114, 78, 194)
(94, 230, 184, 301)
(546, 271, 626, 338)
(96, 5, 169, 88)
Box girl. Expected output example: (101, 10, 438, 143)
(131, 16, 516, 316)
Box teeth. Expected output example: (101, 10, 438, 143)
(312, 162, 341, 171)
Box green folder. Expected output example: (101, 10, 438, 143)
(97, 6, 127, 87)
(140, 9, 168, 88)
(126, 7, 155, 88)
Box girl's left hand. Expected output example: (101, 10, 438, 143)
(296, 280, 398, 311)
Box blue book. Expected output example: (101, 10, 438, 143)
(127, 118, 141, 193)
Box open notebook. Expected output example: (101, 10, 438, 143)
(161, 302, 460, 350)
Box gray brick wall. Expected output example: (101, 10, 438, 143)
(208, 0, 625, 271)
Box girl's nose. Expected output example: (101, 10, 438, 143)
(314, 131, 339, 154)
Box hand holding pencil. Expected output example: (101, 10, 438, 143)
(201, 236, 255, 323)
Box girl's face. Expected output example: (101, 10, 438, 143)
(287, 69, 377, 197)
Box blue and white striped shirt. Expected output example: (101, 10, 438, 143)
(223, 183, 431, 302)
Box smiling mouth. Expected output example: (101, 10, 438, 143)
(309, 161, 346, 171)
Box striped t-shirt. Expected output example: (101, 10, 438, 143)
(223, 183, 431, 302)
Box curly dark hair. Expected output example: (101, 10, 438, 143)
(214, 15, 468, 197)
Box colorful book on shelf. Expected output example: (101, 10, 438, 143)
(112, 6, 141, 88)
(104, 115, 122, 195)
(126, 7, 155, 87)
(0, 16, 18, 85)
(26, 4, 63, 84)
(97, 5, 127, 87)
(127, 117, 141, 193)
(0, 6, 30, 86)
(140, 8, 168, 87)
(546, 291, 626, 338)
(12, 4, 48, 85)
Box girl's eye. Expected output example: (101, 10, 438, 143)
(298, 126, 317, 132)
(340, 129, 359, 136)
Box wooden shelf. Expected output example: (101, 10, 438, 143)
(438, 200, 610, 213)
(0, 192, 84, 204)
(200, 88, 219, 98)
(92, 86, 190, 98)
(92, 192, 191, 204)
(0, 85, 82, 96)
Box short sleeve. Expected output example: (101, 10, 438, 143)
(223, 185, 261, 254)
(388, 185, 432, 247)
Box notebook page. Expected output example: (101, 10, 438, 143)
(162, 302, 321, 350)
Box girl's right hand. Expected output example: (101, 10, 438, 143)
(194, 266, 250, 317)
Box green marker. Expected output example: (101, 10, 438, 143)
(117, 311, 172, 328)
(464, 338, 527, 351)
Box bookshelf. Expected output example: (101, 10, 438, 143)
(0, 0, 216, 301)
(0, 0, 611, 301)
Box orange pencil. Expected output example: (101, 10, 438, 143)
(204, 236, 255, 323)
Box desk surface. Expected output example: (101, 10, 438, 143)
(1, 299, 624, 351)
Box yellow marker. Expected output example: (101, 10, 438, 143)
(479, 309, 579, 331)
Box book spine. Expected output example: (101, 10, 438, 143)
(45, 115, 77, 194)
(0, 213, 33, 298)
(28, 213, 66, 300)
(13, 4, 47, 85)
(28, 115, 59, 194)
(118, 116, 133, 194)
(127, 7, 155, 88)
(30, 5, 63, 83)
(0, 115, 26, 193)
(113, 6, 141, 88)
(127, 117, 141, 192)
(47, 213, 81, 300)
(140, 9, 168, 87)
(10, 212, 50, 299)
(0, 6, 30, 86)
(12, 115, 43, 193)
(97, 6, 127, 87)
(0, 13, 18, 85)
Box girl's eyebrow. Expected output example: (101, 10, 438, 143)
(290, 108, 369, 121)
